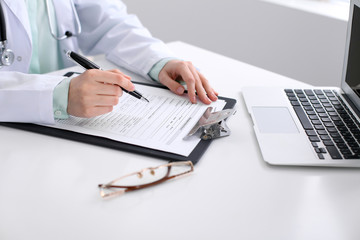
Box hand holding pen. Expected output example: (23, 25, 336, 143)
(65, 51, 148, 118)
(67, 51, 149, 102)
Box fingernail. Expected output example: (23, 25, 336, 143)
(130, 83, 135, 91)
(211, 93, 218, 100)
(192, 96, 197, 104)
(177, 87, 184, 94)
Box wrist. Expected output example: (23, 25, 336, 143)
(148, 57, 179, 82)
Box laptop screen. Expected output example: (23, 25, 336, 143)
(345, 4, 360, 97)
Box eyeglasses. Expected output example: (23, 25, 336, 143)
(98, 161, 194, 198)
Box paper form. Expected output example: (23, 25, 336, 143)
(47, 84, 226, 156)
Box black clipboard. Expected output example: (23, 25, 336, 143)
(0, 77, 236, 164)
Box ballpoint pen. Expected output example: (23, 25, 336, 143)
(65, 50, 149, 103)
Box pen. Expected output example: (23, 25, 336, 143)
(65, 50, 149, 103)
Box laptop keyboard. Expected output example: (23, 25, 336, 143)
(285, 89, 360, 160)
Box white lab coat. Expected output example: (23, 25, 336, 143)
(0, 0, 175, 124)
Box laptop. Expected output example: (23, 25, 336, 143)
(242, 0, 360, 167)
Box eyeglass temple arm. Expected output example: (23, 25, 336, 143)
(98, 166, 173, 192)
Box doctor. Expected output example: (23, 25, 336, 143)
(0, 0, 218, 124)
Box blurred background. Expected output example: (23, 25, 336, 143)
(123, 0, 349, 87)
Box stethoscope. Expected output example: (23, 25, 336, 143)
(0, 0, 14, 68)
(0, 0, 82, 68)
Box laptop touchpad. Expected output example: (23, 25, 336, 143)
(252, 107, 299, 133)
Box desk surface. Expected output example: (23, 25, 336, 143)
(1, 41, 359, 240)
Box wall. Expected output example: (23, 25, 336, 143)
(123, 0, 348, 87)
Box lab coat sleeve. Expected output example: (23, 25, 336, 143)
(74, 0, 176, 79)
(0, 72, 65, 124)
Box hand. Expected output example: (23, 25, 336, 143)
(67, 69, 134, 118)
(158, 60, 218, 104)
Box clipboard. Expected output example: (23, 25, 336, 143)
(0, 80, 236, 165)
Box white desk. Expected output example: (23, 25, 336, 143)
(1, 42, 360, 240)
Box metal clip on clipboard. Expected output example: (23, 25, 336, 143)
(185, 107, 235, 140)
